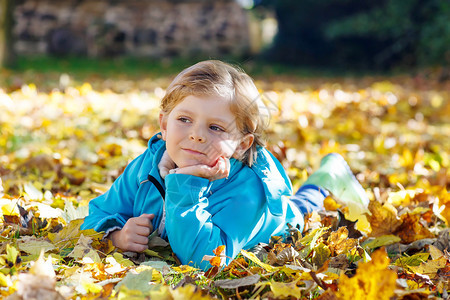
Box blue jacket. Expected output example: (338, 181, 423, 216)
(81, 133, 303, 269)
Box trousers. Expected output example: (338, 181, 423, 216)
(290, 184, 329, 215)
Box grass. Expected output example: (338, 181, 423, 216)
(5, 55, 405, 82)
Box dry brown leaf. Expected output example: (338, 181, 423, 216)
(367, 200, 402, 237)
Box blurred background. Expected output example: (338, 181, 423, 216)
(0, 0, 449, 73)
(0, 0, 448, 201)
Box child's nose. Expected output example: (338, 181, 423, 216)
(189, 128, 206, 143)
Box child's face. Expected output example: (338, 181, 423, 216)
(159, 95, 253, 168)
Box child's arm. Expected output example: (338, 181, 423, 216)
(81, 151, 147, 233)
(164, 170, 267, 270)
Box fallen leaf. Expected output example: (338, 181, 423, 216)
(396, 213, 434, 243)
(327, 227, 358, 256)
(362, 235, 401, 250)
(214, 274, 260, 289)
(367, 201, 402, 237)
(336, 248, 397, 300)
(114, 269, 154, 293)
(269, 280, 301, 299)
(18, 236, 56, 256)
(240, 249, 278, 273)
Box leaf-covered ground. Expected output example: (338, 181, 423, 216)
(0, 67, 449, 299)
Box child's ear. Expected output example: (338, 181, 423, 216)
(159, 112, 167, 141)
(233, 133, 254, 158)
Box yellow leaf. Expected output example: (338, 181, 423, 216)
(336, 248, 397, 300)
(0, 273, 12, 287)
(270, 280, 301, 298)
(171, 265, 199, 273)
(399, 148, 414, 168)
(0, 198, 20, 216)
(327, 227, 358, 256)
(6, 244, 20, 267)
(367, 201, 401, 237)
(324, 196, 341, 211)
(408, 246, 447, 278)
(81, 280, 103, 294)
(149, 285, 172, 300)
(387, 189, 416, 206)
(170, 284, 214, 300)
(47, 219, 102, 248)
(240, 249, 278, 272)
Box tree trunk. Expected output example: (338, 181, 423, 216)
(0, 0, 15, 68)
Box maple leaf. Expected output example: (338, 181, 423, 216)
(335, 248, 397, 300)
(47, 219, 102, 250)
(367, 200, 402, 237)
(396, 213, 434, 244)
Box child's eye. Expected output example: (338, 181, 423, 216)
(210, 125, 225, 132)
(178, 117, 190, 123)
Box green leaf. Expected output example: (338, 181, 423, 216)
(140, 260, 170, 272)
(362, 235, 402, 250)
(311, 242, 331, 267)
(18, 238, 56, 256)
(113, 253, 135, 267)
(394, 253, 430, 269)
(115, 269, 154, 294)
(299, 227, 329, 259)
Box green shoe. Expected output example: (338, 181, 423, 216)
(304, 153, 369, 221)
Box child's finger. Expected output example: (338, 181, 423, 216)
(133, 225, 151, 237)
(141, 213, 155, 220)
(135, 214, 155, 228)
(217, 157, 226, 172)
(132, 234, 150, 246)
(175, 164, 216, 178)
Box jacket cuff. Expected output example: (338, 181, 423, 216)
(103, 226, 122, 240)
(92, 214, 127, 233)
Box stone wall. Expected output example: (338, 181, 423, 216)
(13, 0, 250, 57)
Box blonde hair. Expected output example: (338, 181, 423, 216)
(160, 60, 268, 166)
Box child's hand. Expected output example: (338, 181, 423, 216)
(109, 214, 155, 252)
(170, 156, 230, 181)
(158, 150, 176, 179)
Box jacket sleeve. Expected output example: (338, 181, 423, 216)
(164, 173, 266, 270)
(81, 151, 148, 232)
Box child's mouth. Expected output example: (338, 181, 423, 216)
(182, 148, 205, 156)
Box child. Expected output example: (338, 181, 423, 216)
(81, 60, 369, 270)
